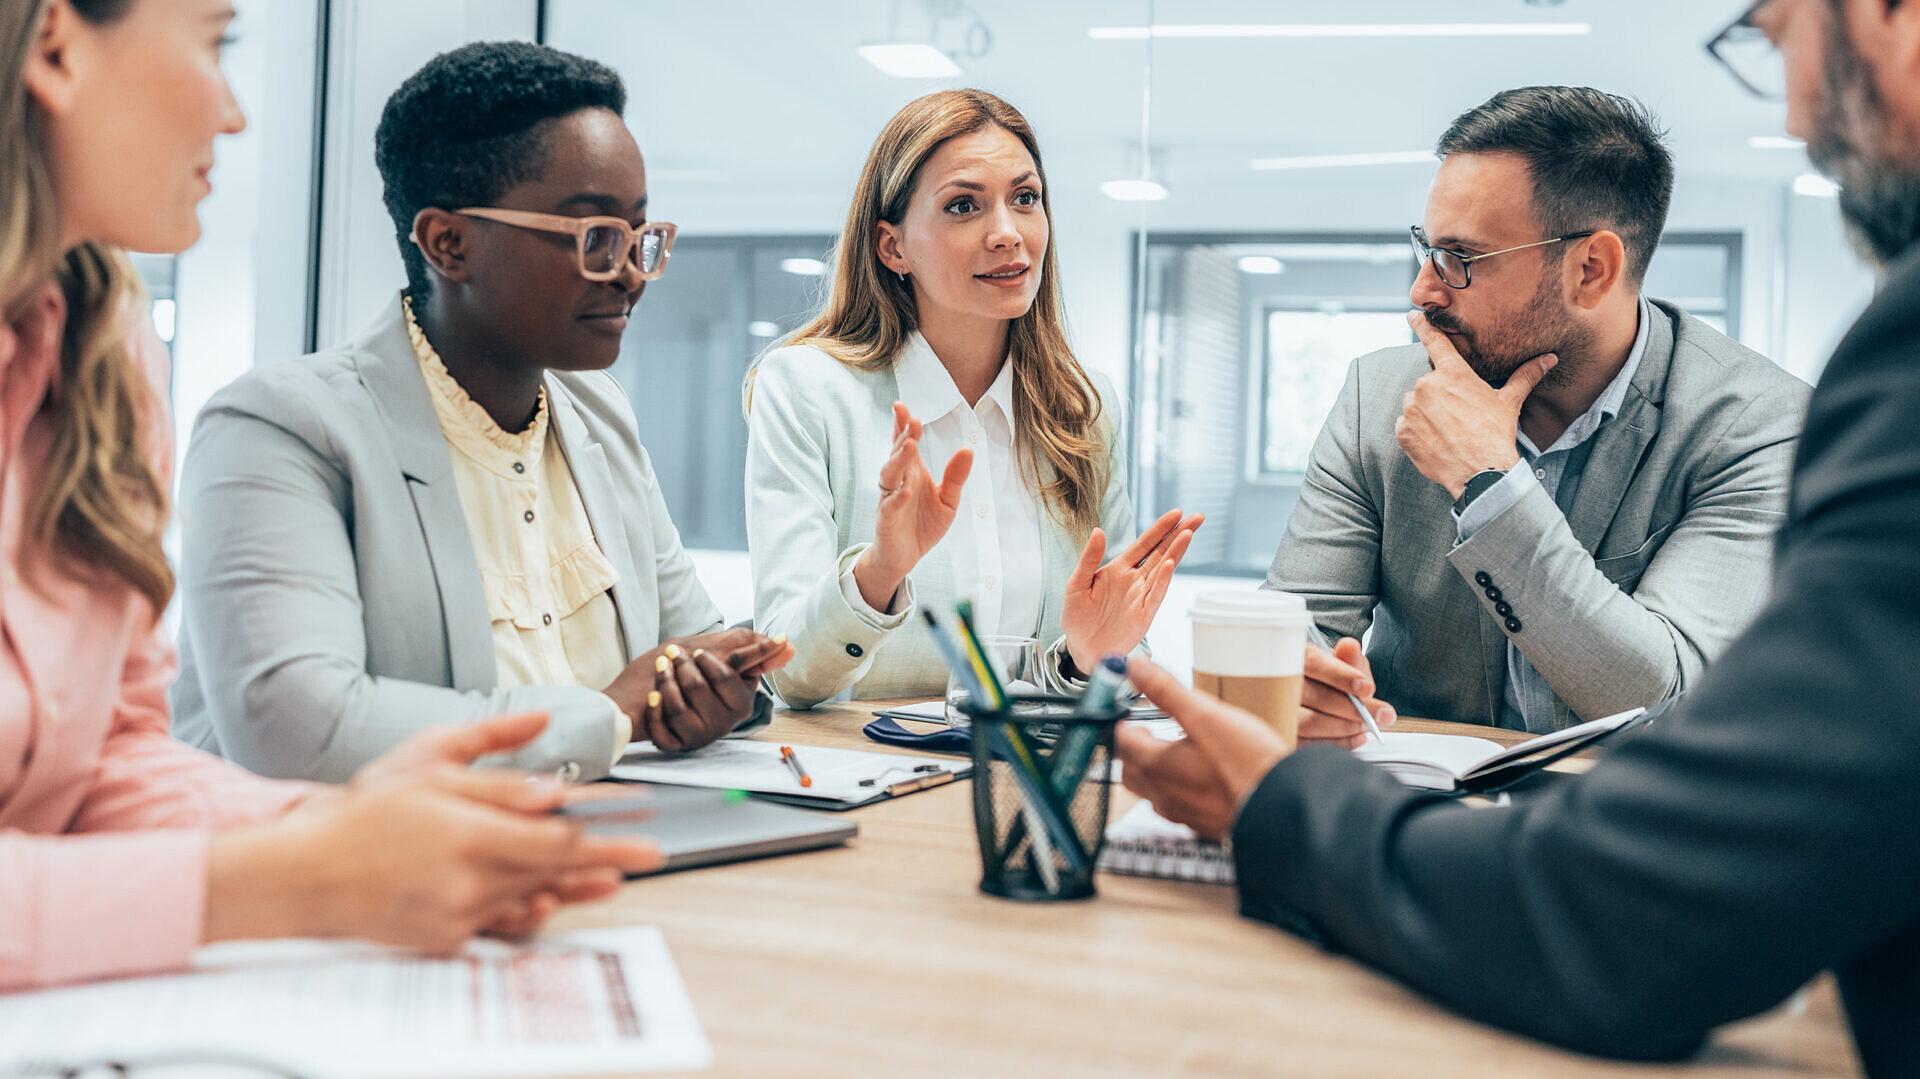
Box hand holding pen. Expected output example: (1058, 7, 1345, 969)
(1300, 626, 1394, 748)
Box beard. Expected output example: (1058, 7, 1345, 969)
(1421, 269, 1592, 390)
(1804, 8, 1920, 269)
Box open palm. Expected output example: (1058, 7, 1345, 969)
(1060, 508, 1204, 673)
(853, 402, 973, 611)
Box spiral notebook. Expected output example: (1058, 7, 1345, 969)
(1098, 802, 1234, 885)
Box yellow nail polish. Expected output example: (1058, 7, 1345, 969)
(693, 649, 706, 659)
(772, 633, 788, 645)
(664, 644, 683, 660)
(647, 690, 661, 709)
(655, 656, 670, 673)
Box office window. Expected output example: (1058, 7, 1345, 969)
(1133, 232, 1743, 576)
(606, 236, 834, 551)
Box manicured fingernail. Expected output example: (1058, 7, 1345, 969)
(664, 644, 682, 660)
(647, 690, 661, 709)
(692, 649, 705, 659)
(772, 633, 788, 645)
(655, 656, 671, 673)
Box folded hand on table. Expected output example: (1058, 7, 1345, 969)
(208, 711, 664, 953)
(1113, 658, 1292, 842)
(621, 628, 794, 753)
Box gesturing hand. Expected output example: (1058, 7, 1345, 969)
(1060, 509, 1203, 675)
(1113, 658, 1292, 842)
(1396, 310, 1556, 498)
(851, 402, 974, 613)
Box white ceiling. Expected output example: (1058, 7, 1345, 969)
(546, 0, 1803, 224)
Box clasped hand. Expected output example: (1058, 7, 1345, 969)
(1395, 310, 1556, 498)
(607, 628, 795, 753)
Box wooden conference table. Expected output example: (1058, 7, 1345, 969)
(554, 702, 1860, 1078)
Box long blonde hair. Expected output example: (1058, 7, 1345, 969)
(785, 89, 1108, 535)
(4, 0, 173, 615)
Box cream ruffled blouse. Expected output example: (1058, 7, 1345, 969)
(404, 300, 627, 697)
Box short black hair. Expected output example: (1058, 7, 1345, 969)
(374, 41, 626, 296)
(1436, 86, 1675, 283)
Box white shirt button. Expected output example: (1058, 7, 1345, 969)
(976, 504, 990, 519)
(984, 576, 998, 590)
(969, 430, 982, 445)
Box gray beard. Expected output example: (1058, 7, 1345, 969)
(1806, 11, 1920, 269)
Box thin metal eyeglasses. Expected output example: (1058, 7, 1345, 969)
(455, 208, 678, 282)
(1706, 0, 1784, 100)
(1409, 225, 1597, 290)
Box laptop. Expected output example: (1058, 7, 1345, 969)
(585, 784, 857, 873)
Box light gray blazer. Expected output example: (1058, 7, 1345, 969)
(744, 342, 1136, 708)
(171, 295, 763, 782)
(1266, 299, 1809, 730)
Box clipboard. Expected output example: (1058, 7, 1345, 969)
(610, 739, 972, 811)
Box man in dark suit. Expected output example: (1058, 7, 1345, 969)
(1114, 2, 1920, 1073)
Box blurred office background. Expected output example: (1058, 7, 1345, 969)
(161, 0, 1864, 679)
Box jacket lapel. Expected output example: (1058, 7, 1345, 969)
(549, 383, 641, 659)
(355, 296, 496, 691)
(1563, 305, 1673, 554)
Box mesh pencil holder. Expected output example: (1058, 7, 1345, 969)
(964, 693, 1124, 902)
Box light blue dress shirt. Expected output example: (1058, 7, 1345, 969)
(1454, 296, 1653, 732)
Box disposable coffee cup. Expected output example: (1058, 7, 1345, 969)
(1189, 590, 1311, 748)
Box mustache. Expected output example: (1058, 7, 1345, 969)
(1421, 307, 1467, 335)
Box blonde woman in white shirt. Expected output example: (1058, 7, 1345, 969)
(746, 89, 1202, 709)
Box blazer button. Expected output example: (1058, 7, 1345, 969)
(845, 642, 864, 658)
(1495, 602, 1513, 617)
(1484, 586, 1503, 602)
(1504, 617, 1523, 633)
(1474, 571, 1493, 587)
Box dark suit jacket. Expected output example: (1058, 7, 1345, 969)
(1232, 250, 1920, 1074)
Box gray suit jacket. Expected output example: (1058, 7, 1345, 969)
(1267, 299, 1808, 729)
(171, 296, 762, 782)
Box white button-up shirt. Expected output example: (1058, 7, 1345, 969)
(888, 332, 1044, 638)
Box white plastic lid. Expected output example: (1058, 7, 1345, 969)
(1189, 589, 1312, 627)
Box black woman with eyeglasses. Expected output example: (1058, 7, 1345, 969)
(170, 42, 793, 784)
(1264, 85, 1808, 742)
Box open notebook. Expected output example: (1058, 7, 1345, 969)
(1353, 704, 1658, 792)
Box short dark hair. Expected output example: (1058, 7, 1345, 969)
(1435, 86, 1675, 283)
(374, 41, 626, 296)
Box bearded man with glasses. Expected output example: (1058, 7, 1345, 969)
(1116, 7, 1920, 1073)
(1264, 86, 1808, 740)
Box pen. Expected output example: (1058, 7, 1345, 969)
(954, 600, 1008, 711)
(1304, 622, 1384, 743)
(921, 608, 989, 704)
(780, 745, 813, 788)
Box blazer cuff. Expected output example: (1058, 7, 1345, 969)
(1454, 461, 1540, 543)
(483, 686, 626, 782)
(1039, 636, 1148, 697)
(834, 543, 916, 630)
(767, 545, 913, 708)
(1444, 480, 1571, 633)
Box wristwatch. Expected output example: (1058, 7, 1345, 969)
(1452, 467, 1509, 515)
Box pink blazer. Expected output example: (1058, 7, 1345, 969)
(0, 283, 308, 990)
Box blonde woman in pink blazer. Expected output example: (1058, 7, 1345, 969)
(0, 0, 659, 991)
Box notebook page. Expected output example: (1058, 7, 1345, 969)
(614, 739, 963, 803)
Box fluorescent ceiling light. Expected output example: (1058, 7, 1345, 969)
(1748, 136, 1806, 150)
(858, 43, 961, 78)
(780, 257, 829, 276)
(1792, 173, 1840, 198)
(1090, 23, 1590, 40)
(748, 321, 781, 337)
(1101, 178, 1169, 201)
(1251, 151, 1435, 171)
(1237, 256, 1286, 275)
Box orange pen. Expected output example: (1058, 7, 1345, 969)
(779, 745, 813, 788)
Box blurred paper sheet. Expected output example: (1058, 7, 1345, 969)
(0, 926, 709, 1078)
